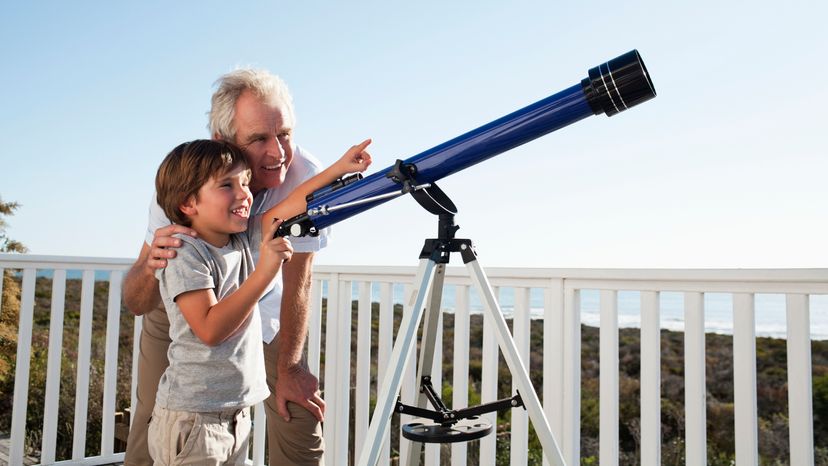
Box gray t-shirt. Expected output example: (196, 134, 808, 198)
(143, 145, 328, 345)
(154, 227, 270, 412)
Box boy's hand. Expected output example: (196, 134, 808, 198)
(334, 138, 373, 175)
(260, 219, 294, 274)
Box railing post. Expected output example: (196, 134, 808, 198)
(511, 287, 531, 466)
(251, 403, 266, 465)
(72, 269, 96, 460)
(452, 284, 471, 466)
(786, 294, 814, 466)
(479, 285, 500, 466)
(131, 314, 143, 429)
(334, 279, 353, 462)
(563, 286, 581, 465)
(308, 278, 324, 379)
(733, 293, 758, 466)
(9, 268, 35, 466)
(599, 289, 619, 466)
(322, 275, 341, 461)
(399, 283, 418, 465)
(355, 281, 372, 461)
(377, 282, 394, 466)
(684, 292, 707, 466)
(640, 291, 661, 466)
(425, 301, 444, 465)
(543, 279, 565, 466)
(42, 269, 67, 464)
(101, 270, 123, 455)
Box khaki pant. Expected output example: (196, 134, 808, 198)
(124, 307, 170, 466)
(263, 337, 324, 465)
(124, 308, 324, 466)
(148, 405, 250, 465)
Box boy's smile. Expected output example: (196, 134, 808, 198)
(183, 165, 253, 247)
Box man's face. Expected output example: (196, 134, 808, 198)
(183, 165, 252, 247)
(231, 89, 295, 195)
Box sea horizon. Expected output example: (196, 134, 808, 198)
(346, 283, 828, 341)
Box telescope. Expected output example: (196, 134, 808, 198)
(293, 50, 655, 466)
(278, 49, 655, 238)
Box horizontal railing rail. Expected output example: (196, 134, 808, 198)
(1, 254, 824, 465)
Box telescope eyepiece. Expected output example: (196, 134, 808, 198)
(581, 49, 656, 117)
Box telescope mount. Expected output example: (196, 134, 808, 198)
(357, 160, 566, 466)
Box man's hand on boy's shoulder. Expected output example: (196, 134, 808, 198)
(124, 223, 196, 316)
(147, 224, 198, 270)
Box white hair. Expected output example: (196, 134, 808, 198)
(208, 68, 296, 141)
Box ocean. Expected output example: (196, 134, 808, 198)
(337, 283, 828, 340)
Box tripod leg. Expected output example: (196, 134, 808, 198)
(357, 259, 437, 466)
(403, 263, 447, 466)
(464, 254, 568, 466)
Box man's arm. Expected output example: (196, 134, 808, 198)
(122, 224, 197, 316)
(274, 251, 326, 422)
(123, 243, 161, 316)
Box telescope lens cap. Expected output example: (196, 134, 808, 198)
(581, 49, 657, 117)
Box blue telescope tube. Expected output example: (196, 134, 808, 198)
(282, 49, 656, 237)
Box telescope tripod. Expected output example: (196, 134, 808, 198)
(356, 187, 566, 466)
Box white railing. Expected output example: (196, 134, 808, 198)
(1, 254, 825, 465)
(2, 254, 133, 466)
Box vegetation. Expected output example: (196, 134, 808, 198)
(1, 197, 27, 383)
(326, 302, 828, 465)
(0, 276, 135, 460)
(0, 197, 27, 254)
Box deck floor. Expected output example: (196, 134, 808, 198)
(0, 434, 37, 465)
(0, 435, 123, 466)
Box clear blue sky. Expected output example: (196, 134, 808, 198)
(1, 1, 826, 267)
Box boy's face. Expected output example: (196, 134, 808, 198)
(232, 90, 295, 195)
(183, 165, 253, 246)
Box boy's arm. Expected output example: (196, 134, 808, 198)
(260, 139, 373, 226)
(174, 267, 276, 346)
(174, 221, 292, 346)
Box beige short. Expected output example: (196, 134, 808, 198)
(126, 307, 324, 465)
(147, 405, 251, 466)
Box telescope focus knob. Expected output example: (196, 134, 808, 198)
(581, 49, 656, 117)
(274, 213, 318, 238)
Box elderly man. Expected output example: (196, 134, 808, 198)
(123, 69, 326, 465)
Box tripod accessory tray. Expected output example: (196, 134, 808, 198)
(402, 417, 493, 443)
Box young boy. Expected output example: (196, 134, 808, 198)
(147, 138, 371, 465)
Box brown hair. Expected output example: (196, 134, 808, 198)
(155, 139, 250, 226)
